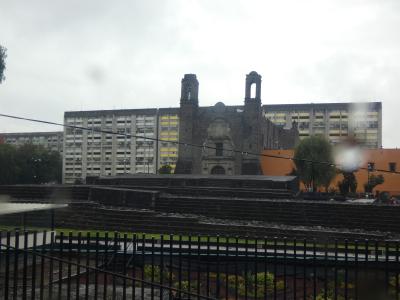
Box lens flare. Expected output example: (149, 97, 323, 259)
(334, 144, 365, 172)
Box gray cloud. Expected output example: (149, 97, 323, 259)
(0, 0, 399, 147)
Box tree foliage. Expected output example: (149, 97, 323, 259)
(158, 165, 172, 174)
(0, 45, 6, 84)
(293, 135, 336, 191)
(337, 172, 357, 196)
(0, 144, 18, 184)
(0, 143, 62, 184)
(364, 174, 384, 193)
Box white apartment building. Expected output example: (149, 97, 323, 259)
(0, 131, 64, 153)
(63, 108, 179, 184)
(263, 102, 382, 148)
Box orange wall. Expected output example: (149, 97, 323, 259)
(261, 148, 400, 196)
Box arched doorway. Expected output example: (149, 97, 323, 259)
(211, 165, 225, 175)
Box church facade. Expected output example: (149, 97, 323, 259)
(175, 71, 299, 175)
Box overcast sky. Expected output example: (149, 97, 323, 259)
(0, 0, 399, 147)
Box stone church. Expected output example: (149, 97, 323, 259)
(175, 71, 299, 175)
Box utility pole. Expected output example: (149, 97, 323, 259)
(367, 162, 373, 194)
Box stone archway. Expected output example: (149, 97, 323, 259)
(211, 165, 226, 175)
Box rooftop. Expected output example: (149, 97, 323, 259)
(263, 101, 382, 111)
(0, 131, 63, 137)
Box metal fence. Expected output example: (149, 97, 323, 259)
(1, 230, 400, 299)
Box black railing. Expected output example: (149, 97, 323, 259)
(1, 230, 400, 299)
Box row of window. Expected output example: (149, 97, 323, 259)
(368, 162, 397, 172)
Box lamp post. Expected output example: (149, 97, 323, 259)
(32, 157, 42, 184)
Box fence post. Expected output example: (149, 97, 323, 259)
(274, 237, 278, 300)
(206, 236, 210, 299)
(31, 231, 37, 300)
(344, 239, 348, 300)
(385, 241, 389, 297)
(396, 241, 399, 300)
(188, 234, 192, 300)
(48, 231, 55, 300)
(334, 239, 338, 300)
(225, 235, 230, 300)
(160, 234, 164, 300)
(197, 235, 202, 300)
(85, 232, 90, 300)
(245, 236, 249, 300)
(235, 236, 239, 300)
(141, 233, 145, 300)
(303, 238, 307, 300)
(151, 236, 155, 300)
(58, 231, 64, 299)
(324, 239, 328, 300)
(23, 231, 28, 300)
(264, 236, 268, 300)
(254, 237, 258, 300)
(355, 240, 359, 299)
(122, 233, 127, 300)
(132, 233, 137, 299)
(76, 232, 82, 300)
(94, 232, 99, 299)
(216, 235, 220, 299)
(112, 232, 118, 299)
(313, 238, 317, 300)
(294, 237, 297, 300)
(5, 231, 11, 300)
(12, 230, 19, 300)
(40, 230, 47, 300)
(178, 235, 183, 299)
(67, 231, 72, 300)
(103, 232, 109, 300)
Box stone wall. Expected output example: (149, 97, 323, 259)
(1, 184, 400, 238)
(89, 186, 159, 209)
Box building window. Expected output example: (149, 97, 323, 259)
(389, 162, 397, 172)
(215, 143, 223, 156)
(367, 162, 375, 171)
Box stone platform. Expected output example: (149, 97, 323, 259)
(1, 174, 399, 240)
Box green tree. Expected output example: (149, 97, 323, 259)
(337, 171, 357, 196)
(15, 144, 62, 184)
(0, 144, 18, 184)
(0, 143, 62, 184)
(159, 164, 172, 174)
(364, 174, 384, 193)
(0, 45, 6, 83)
(294, 135, 336, 191)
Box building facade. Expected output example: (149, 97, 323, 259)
(61, 75, 383, 182)
(0, 132, 64, 153)
(157, 108, 179, 172)
(175, 72, 299, 175)
(262, 148, 400, 196)
(63, 109, 179, 184)
(264, 102, 382, 148)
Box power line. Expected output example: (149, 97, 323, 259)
(0, 112, 399, 175)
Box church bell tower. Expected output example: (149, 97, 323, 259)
(175, 74, 199, 174)
(242, 71, 263, 175)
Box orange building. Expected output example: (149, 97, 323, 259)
(261, 148, 400, 196)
